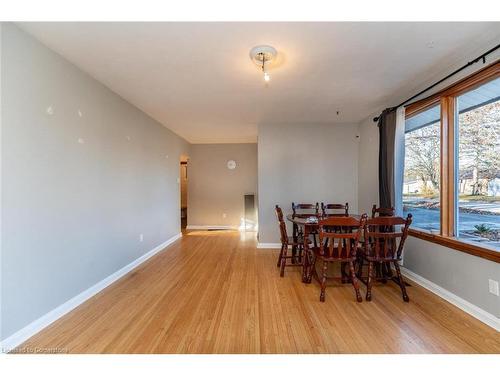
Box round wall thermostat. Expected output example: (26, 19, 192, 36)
(227, 160, 237, 170)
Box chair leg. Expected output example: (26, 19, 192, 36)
(277, 243, 284, 267)
(366, 261, 374, 301)
(356, 256, 364, 279)
(280, 244, 288, 277)
(319, 260, 328, 302)
(349, 261, 362, 302)
(341, 262, 348, 283)
(394, 261, 409, 302)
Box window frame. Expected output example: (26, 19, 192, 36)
(404, 61, 500, 263)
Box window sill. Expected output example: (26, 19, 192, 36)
(408, 229, 500, 263)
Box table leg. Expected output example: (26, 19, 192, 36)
(292, 223, 299, 264)
(341, 262, 348, 283)
(301, 225, 311, 283)
(307, 253, 317, 284)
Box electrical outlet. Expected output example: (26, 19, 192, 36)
(488, 279, 499, 296)
(139, 234, 144, 242)
(222, 213, 227, 219)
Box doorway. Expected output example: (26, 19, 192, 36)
(180, 158, 188, 230)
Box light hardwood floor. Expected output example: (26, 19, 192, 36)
(16, 230, 500, 353)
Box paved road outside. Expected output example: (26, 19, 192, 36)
(459, 201, 500, 214)
(404, 207, 500, 231)
(403, 205, 500, 250)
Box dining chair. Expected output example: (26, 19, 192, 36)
(321, 202, 349, 216)
(371, 204, 395, 218)
(360, 214, 412, 302)
(308, 214, 367, 302)
(369, 205, 396, 278)
(275, 205, 307, 277)
(292, 202, 319, 217)
(292, 202, 319, 247)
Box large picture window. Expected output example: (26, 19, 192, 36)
(456, 78, 500, 250)
(404, 105, 441, 232)
(402, 62, 500, 262)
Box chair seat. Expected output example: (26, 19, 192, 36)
(363, 255, 401, 262)
(287, 236, 311, 246)
(310, 246, 356, 261)
(357, 248, 400, 262)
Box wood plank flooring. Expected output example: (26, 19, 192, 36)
(16, 230, 500, 353)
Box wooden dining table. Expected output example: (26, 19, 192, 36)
(287, 213, 406, 287)
(286, 213, 362, 284)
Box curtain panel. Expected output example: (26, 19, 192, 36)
(378, 106, 405, 212)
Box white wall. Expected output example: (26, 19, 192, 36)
(187, 143, 257, 228)
(258, 122, 360, 244)
(1, 23, 190, 340)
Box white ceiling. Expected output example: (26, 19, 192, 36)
(18, 22, 500, 143)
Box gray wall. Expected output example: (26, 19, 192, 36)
(404, 237, 500, 316)
(188, 143, 257, 228)
(357, 115, 500, 317)
(0, 23, 190, 340)
(258, 122, 360, 243)
(357, 115, 379, 214)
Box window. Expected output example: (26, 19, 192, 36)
(456, 78, 500, 250)
(404, 105, 441, 232)
(403, 62, 500, 262)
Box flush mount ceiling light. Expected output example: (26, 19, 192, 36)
(249, 45, 277, 83)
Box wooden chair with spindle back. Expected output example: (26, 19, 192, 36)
(321, 202, 349, 217)
(292, 202, 319, 217)
(366, 205, 396, 278)
(275, 205, 307, 277)
(321, 202, 349, 238)
(371, 204, 395, 218)
(309, 214, 367, 302)
(361, 214, 412, 302)
(292, 202, 319, 247)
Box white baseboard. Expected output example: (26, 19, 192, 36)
(257, 242, 282, 249)
(401, 267, 499, 332)
(0, 232, 182, 353)
(186, 225, 238, 230)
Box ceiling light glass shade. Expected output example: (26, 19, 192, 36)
(250, 45, 277, 84)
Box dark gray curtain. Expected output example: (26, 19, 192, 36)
(378, 108, 397, 208)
